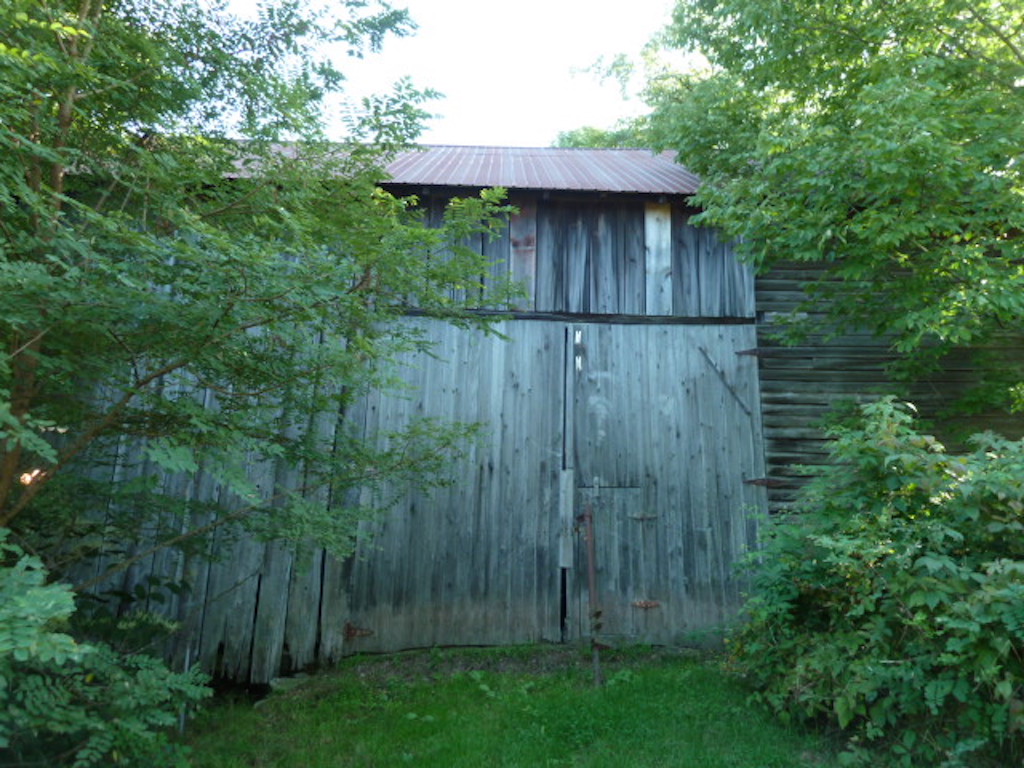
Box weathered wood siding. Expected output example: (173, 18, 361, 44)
(341, 319, 566, 650)
(83, 191, 766, 682)
(338, 319, 765, 652)
(755, 261, 1024, 512)
(408, 190, 755, 319)
(568, 323, 765, 642)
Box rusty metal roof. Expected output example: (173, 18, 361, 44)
(384, 146, 700, 195)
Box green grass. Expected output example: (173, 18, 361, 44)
(185, 647, 835, 768)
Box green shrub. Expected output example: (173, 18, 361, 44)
(730, 398, 1024, 767)
(0, 531, 210, 767)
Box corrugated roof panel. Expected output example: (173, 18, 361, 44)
(384, 146, 700, 195)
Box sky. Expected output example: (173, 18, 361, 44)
(232, 0, 679, 147)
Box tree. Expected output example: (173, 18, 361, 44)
(0, 0, 513, 576)
(645, 0, 1024, 408)
(553, 50, 673, 149)
(1, 1, 514, 763)
(554, 123, 646, 148)
(640, 5, 1024, 761)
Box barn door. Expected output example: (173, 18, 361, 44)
(565, 323, 765, 644)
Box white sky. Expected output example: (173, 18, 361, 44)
(232, 0, 678, 146)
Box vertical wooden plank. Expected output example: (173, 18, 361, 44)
(690, 327, 719, 624)
(283, 357, 343, 671)
(509, 199, 537, 310)
(436, 321, 469, 645)
(249, 541, 294, 682)
(169, 459, 221, 674)
(540, 322, 566, 643)
(280, 548, 323, 673)
(199, 532, 265, 679)
(696, 228, 720, 318)
(721, 324, 765, 585)
(483, 214, 511, 309)
(565, 325, 579, 478)
(218, 445, 283, 678)
(424, 195, 480, 306)
(657, 328, 693, 634)
(712, 232, 756, 318)
(673, 210, 701, 316)
(481, 322, 509, 643)
(619, 205, 646, 315)
(590, 207, 617, 313)
(563, 325, 582, 641)
(460, 327, 489, 640)
(565, 207, 589, 313)
(445, 325, 473, 636)
(473, 323, 495, 636)
(510, 326, 534, 640)
(506, 322, 536, 641)
(535, 202, 561, 311)
(317, 553, 350, 663)
(645, 203, 673, 315)
(558, 469, 575, 569)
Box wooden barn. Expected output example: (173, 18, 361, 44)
(96, 145, 767, 682)
(91, 145, 997, 683)
(341, 146, 768, 654)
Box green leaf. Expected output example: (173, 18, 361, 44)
(144, 441, 199, 474)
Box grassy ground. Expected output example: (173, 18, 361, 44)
(185, 646, 836, 768)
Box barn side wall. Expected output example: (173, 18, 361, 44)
(755, 261, 1024, 512)
(80, 191, 767, 683)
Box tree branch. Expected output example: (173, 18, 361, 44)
(965, 2, 1024, 68)
(72, 502, 257, 594)
(0, 354, 194, 528)
(5, 326, 52, 361)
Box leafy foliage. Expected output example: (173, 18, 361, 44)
(646, 0, 1024, 404)
(0, 0, 515, 579)
(554, 123, 646, 149)
(0, 530, 81, 669)
(1, 1, 515, 763)
(730, 399, 1024, 766)
(1, 530, 210, 767)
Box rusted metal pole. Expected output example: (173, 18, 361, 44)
(581, 500, 603, 687)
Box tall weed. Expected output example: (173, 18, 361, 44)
(731, 398, 1024, 767)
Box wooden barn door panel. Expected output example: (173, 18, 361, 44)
(569, 324, 765, 644)
(339, 319, 566, 653)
